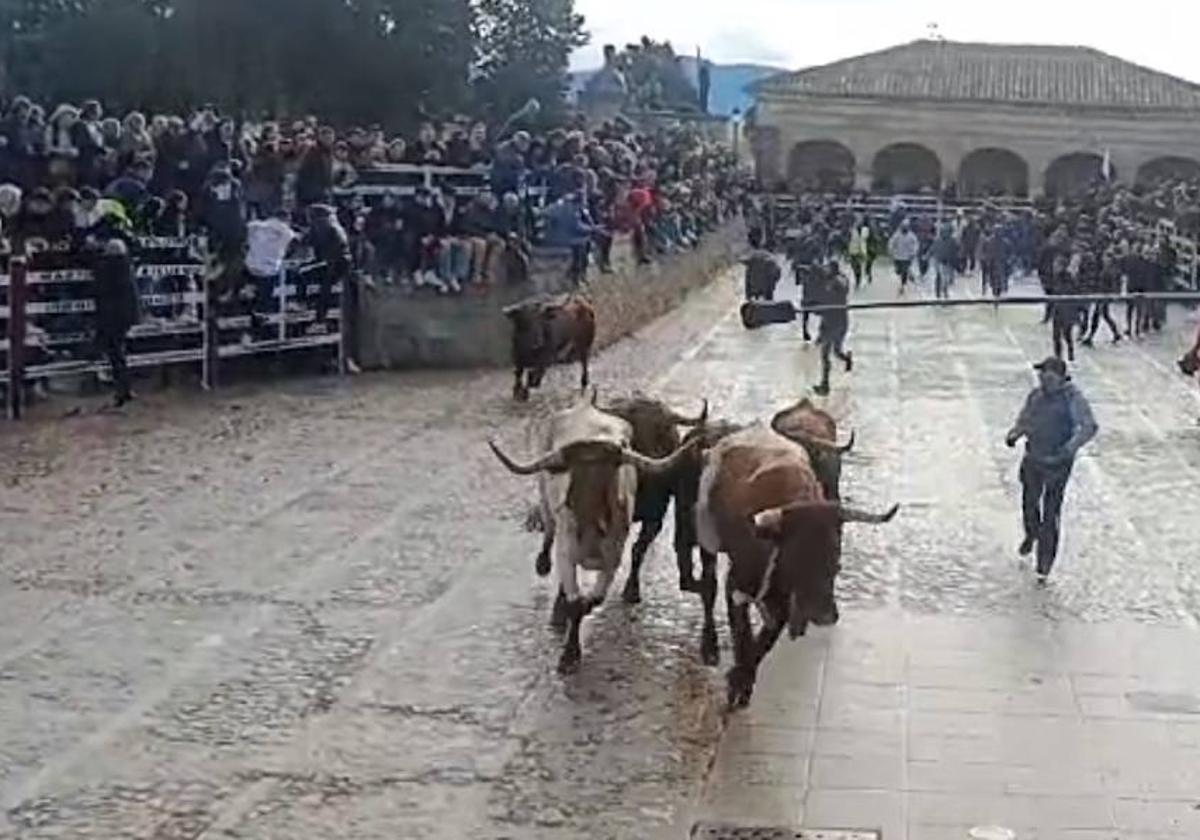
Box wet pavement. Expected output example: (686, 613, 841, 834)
(2, 259, 1200, 839)
(694, 265, 1200, 840)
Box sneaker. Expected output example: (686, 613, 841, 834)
(844, 352, 854, 373)
(812, 383, 830, 396)
(1018, 536, 1035, 556)
(1035, 573, 1049, 587)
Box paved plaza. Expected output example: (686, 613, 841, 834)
(2, 262, 1200, 839)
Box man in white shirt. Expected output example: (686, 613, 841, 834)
(247, 210, 298, 279)
(245, 210, 299, 332)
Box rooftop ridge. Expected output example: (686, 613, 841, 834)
(754, 39, 1200, 110)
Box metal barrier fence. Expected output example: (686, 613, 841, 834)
(1155, 218, 1200, 289)
(764, 192, 1200, 290)
(1, 237, 348, 420)
(333, 162, 550, 237)
(767, 193, 1035, 236)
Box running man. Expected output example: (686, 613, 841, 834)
(813, 262, 853, 396)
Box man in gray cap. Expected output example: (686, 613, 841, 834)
(1005, 356, 1098, 581)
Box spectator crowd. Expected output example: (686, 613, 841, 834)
(0, 94, 746, 295)
(756, 174, 1197, 366)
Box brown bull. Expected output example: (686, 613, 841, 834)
(770, 397, 855, 501)
(503, 295, 596, 402)
(489, 395, 697, 673)
(696, 425, 897, 708)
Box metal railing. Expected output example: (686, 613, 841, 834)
(2, 238, 349, 420)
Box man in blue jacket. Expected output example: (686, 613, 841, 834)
(1005, 356, 1098, 582)
(545, 192, 598, 284)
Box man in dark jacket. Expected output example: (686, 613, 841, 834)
(90, 238, 140, 407)
(1005, 356, 1098, 581)
(72, 100, 107, 188)
(296, 126, 336, 209)
(1082, 251, 1121, 346)
(742, 250, 781, 301)
(813, 261, 853, 396)
(303, 204, 351, 328)
(199, 164, 248, 265)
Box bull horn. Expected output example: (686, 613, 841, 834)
(621, 437, 700, 476)
(840, 503, 899, 525)
(838, 430, 856, 454)
(667, 399, 709, 427)
(781, 428, 849, 455)
(488, 441, 564, 476)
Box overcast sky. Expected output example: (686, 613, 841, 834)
(571, 0, 1200, 83)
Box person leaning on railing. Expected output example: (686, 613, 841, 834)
(88, 237, 140, 407)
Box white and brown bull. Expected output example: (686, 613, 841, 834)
(489, 395, 697, 674)
(696, 424, 897, 708)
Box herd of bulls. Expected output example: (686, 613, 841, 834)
(489, 390, 898, 709)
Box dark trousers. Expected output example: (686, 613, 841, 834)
(800, 308, 813, 340)
(593, 229, 613, 271)
(1052, 310, 1076, 361)
(849, 254, 865, 287)
(818, 320, 850, 389)
(894, 259, 912, 287)
(299, 263, 338, 324)
(1087, 302, 1120, 341)
(1019, 457, 1074, 575)
(568, 242, 590, 284)
(97, 333, 131, 401)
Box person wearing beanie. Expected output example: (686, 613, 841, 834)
(1005, 356, 1098, 582)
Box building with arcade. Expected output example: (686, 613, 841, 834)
(748, 39, 1200, 198)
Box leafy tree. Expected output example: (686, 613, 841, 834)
(472, 0, 587, 124)
(0, 0, 586, 132)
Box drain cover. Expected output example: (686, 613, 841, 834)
(690, 825, 881, 840)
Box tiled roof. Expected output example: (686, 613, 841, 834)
(754, 40, 1200, 110)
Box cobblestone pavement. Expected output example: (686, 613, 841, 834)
(0, 270, 740, 840)
(3, 261, 1200, 840)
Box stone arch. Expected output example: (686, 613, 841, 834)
(1044, 152, 1110, 198)
(1136, 156, 1200, 187)
(787, 140, 856, 191)
(871, 142, 942, 193)
(958, 147, 1030, 197)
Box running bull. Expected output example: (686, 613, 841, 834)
(504, 294, 596, 402)
(696, 424, 898, 708)
(595, 394, 709, 606)
(612, 398, 855, 666)
(489, 394, 696, 674)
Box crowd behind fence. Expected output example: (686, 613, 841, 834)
(2, 236, 349, 419)
(762, 191, 1200, 291)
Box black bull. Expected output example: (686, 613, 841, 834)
(504, 296, 596, 402)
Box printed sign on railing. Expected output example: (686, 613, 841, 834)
(4, 238, 349, 420)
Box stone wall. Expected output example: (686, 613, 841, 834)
(754, 93, 1200, 193)
(356, 220, 745, 370)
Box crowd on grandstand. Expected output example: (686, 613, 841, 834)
(0, 93, 743, 295)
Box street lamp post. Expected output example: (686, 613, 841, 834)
(731, 108, 742, 161)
